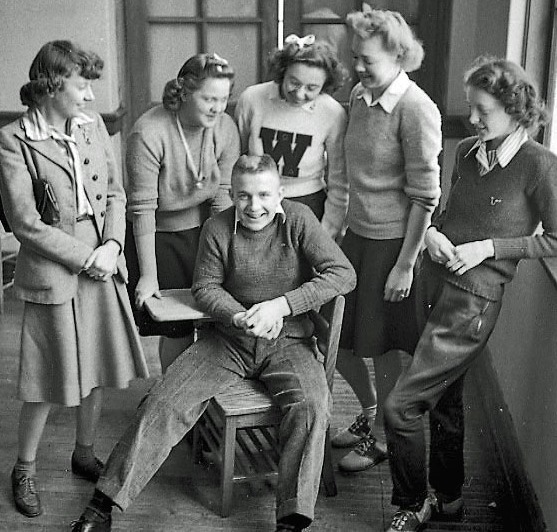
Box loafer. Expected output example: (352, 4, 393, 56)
(387, 494, 438, 532)
(338, 433, 388, 472)
(71, 507, 112, 531)
(71, 453, 104, 483)
(11, 468, 42, 518)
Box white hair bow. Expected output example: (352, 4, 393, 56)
(284, 34, 316, 50)
(211, 53, 228, 65)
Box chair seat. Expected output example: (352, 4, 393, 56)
(213, 379, 281, 418)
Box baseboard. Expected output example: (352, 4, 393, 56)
(470, 350, 547, 532)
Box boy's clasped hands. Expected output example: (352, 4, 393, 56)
(232, 295, 291, 340)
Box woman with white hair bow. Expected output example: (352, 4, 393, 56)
(235, 33, 348, 221)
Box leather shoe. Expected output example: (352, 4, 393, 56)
(11, 468, 42, 517)
(71, 453, 104, 483)
(71, 507, 112, 531)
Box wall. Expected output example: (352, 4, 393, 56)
(0, 0, 125, 160)
(446, 0, 511, 115)
(487, 260, 557, 531)
(0, 0, 123, 114)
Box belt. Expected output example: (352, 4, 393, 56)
(76, 213, 94, 222)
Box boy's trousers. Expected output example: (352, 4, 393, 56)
(97, 323, 330, 523)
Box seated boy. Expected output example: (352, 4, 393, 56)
(71, 154, 356, 532)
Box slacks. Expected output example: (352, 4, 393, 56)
(97, 323, 330, 523)
(384, 268, 503, 507)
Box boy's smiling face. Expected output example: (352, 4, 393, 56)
(230, 169, 284, 232)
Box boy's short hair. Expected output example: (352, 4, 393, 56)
(231, 154, 279, 183)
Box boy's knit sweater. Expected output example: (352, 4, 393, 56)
(235, 81, 347, 206)
(192, 200, 356, 334)
(324, 74, 441, 240)
(428, 137, 557, 300)
(126, 105, 240, 236)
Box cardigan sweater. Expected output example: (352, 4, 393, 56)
(428, 137, 557, 301)
(126, 105, 240, 236)
(235, 81, 347, 206)
(192, 200, 356, 334)
(324, 75, 441, 240)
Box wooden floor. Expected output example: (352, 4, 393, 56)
(0, 289, 518, 532)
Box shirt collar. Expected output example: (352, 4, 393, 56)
(269, 82, 317, 112)
(465, 127, 529, 171)
(233, 202, 286, 234)
(21, 107, 94, 142)
(356, 70, 411, 112)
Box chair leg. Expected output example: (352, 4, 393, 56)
(191, 423, 202, 465)
(321, 427, 338, 497)
(220, 417, 237, 517)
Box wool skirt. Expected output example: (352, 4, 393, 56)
(17, 218, 149, 406)
(339, 229, 420, 358)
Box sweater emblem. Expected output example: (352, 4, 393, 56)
(490, 196, 502, 206)
(259, 127, 312, 178)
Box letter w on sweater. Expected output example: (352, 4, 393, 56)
(259, 127, 312, 178)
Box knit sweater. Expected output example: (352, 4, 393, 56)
(235, 81, 347, 206)
(428, 137, 557, 300)
(323, 73, 441, 240)
(192, 200, 356, 332)
(126, 105, 240, 236)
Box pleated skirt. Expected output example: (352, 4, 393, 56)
(17, 218, 149, 406)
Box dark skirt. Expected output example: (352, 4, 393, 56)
(124, 223, 201, 337)
(287, 189, 326, 220)
(339, 229, 420, 358)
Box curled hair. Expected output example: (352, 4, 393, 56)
(267, 39, 348, 94)
(464, 56, 549, 134)
(162, 53, 235, 112)
(20, 40, 103, 107)
(231, 154, 278, 183)
(346, 7, 424, 72)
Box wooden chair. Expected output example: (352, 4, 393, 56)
(191, 295, 345, 517)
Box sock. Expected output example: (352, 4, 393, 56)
(362, 405, 377, 426)
(87, 489, 114, 518)
(14, 458, 36, 477)
(73, 442, 96, 466)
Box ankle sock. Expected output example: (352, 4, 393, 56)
(73, 442, 96, 466)
(14, 458, 36, 477)
(362, 405, 377, 426)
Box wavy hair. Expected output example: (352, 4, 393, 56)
(346, 6, 424, 72)
(464, 56, 549, 134)
(162, 53, 235, 112)
(267, 39, 348, 95)
(20, 40, 103, 107)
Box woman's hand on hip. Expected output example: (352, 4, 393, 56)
(384, 264, 414, 303)
(135, 275, 161, 309)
